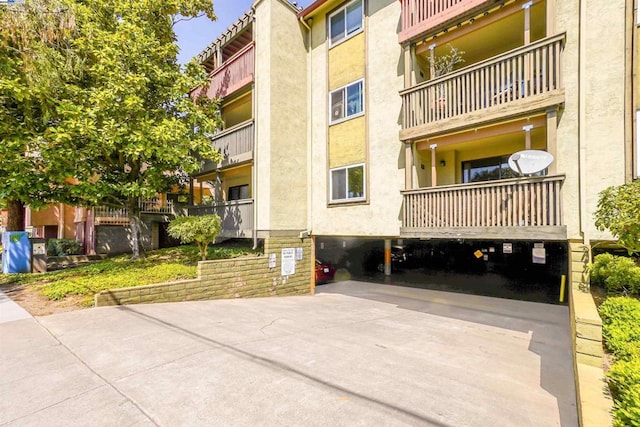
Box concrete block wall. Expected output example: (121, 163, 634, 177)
(95, 237, 313, 306)
(568, 241, 613, 427)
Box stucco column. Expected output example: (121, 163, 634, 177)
(58, 203, 64, 238)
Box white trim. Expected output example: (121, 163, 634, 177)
(328, 78, 365, 125)
(329, 163, 366, 203)
(328, 0, 364, 48)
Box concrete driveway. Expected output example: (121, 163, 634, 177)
(0, 281, 577, 426)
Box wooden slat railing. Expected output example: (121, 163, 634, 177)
(206, 42, 254, 100)
(187, 199, 254, 238)
(399, 0, 491, 43)
(201, 120, 254, 173)
(94, 199, 175, 225)
(401, 34, 565, 129)
(402, 175, 564, 229)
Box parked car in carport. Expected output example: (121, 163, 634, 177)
(363, 246, 410, 272)
(315, 259, 336, 284)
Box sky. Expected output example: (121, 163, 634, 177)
(174, 0, 315, 65)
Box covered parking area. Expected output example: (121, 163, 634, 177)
(315, 237, 568, 304)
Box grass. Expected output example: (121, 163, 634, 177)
(0, 242, 258, 307)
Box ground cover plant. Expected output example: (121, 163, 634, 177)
(600, 297, 640, 425)
(0, 242, 257, 310)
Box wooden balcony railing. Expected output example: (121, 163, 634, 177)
(402, 175, 565, 234)
(206, 42, 254, 100)
(399, 0, 492, 43)
(94, 199, 175, 225)
(187, 199, 254, 239)
(201, 120, 254, 173)
(401, 34, 565, 131)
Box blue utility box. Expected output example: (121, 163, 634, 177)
(2, 232, 31, 274)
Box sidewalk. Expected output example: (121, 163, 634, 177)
(0, 291, 31, 324)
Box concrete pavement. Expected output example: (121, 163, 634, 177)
(0, 291, 31, 324)
(0, 281, 578, 426)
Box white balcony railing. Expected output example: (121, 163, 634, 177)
(401, 34, 565, 130)
(402, 175, 565, 231)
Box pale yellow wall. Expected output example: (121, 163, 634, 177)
(328, 33, 365, 90)
(222, 92, 252, 128)
(329, 116, 366, 168)
(222, 165, 252, 200)
(309, 0, 403, 237)
(254, 0, 308, 234)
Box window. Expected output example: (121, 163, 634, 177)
(329, 0, 363, 46)
(462, 156, 518, 183)
(330, 164, 365, 202)
(330, 79, 364, 124)
(228, 184, 249, 201)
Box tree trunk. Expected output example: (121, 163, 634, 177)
(5, 199, 25, 231)
(127, 198, 145, 259)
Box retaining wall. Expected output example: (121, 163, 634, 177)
(95, 237, 313, 306)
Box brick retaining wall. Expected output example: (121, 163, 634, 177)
(95, 237, 313, 307)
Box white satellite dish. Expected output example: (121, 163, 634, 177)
(508, 150, 554, 175)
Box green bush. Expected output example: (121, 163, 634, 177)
(167, 215, 221, 261)
(614, 383, 640, 427)
(47, 239, 83, 256)
(600, 298, 640, 361)
(591, 254, 640, 295)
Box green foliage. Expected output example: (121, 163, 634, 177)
(591, 254, 640, 295)
(47, 239, 83, 256)
(0, 243, 256, 305)
(595, 181, 640, 254)
(167, 215, 222, 261)
(428, 44, 465, 78)
(600, 297, 640, 425)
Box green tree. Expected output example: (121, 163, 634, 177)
(167, 215, 221, 261)
(595, 180, 640, 254)
(57, 0, 222, 258)
(0, 0, 80, 230)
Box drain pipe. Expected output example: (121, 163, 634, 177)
(578, 0, 590, 259)
(299, 15, 312, 240)
(252, 8, 259, 250)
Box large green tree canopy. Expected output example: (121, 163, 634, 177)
(1, 0, 222, 257)
(595, 180, 640, 254)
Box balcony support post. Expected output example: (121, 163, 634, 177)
(404, 141, 414, 190)
(547, 108, 558, 174)
(189, 179, 194, 205)
(546, 0, 556, 36)
(384, 239, 392, 276)
(430, 143, 438, 187)
(404, 44, 416, 88)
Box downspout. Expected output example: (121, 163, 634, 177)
(578, 0, 590, 256)
(299, 16, 312, 239)
(252, 8, 259, 250)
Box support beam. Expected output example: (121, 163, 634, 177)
(546, 108, 558, 174)
(546, 0, 556, 36)
(405, 141, 414, 189)
(430, 144, 438, 187)
(384, 239, 391, 276)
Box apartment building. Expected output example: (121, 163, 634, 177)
(190, 0, 308, 245)
(192, 0, 633, 301)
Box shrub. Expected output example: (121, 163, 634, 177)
(613, 383, 640, 427)
(47, 239, 82, 256)
(167, 215, 221, 261)
(591, 254, 640, 295)
(600, 298, 640, 361)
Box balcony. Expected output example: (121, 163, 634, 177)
(401, 175, 566, 240)
(187, 199, 254, 239)
(400, 34, 565, 141)
(200, 120, 254, 174)
(206, 42, 255, 100)
(399, 0, 493, 43)
(94, 200, 175, 225)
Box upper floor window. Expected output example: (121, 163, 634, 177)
(228, 184, 249, 201)
(330, 79, 364, 124)
(330, 163, 365, 203)
(329, 0, 363, 47)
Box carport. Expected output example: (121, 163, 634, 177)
(315, 237, 569, 304)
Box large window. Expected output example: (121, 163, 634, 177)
(228, 184, 249, 201)
(330, 79, 364, 124)
(329, 0, 363, 46)
(330, 164, 365, 203)
(462, 156, 518, 183)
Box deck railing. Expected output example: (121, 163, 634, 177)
(402, 175, 564, 230)
(399, 0, 491, 43)
(401, 34, 565, 129)
(207, 42, 254, 99)
(94, 199, 175, 225)
(202, 120, 254, 173)
(187, 199, 254, 238)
